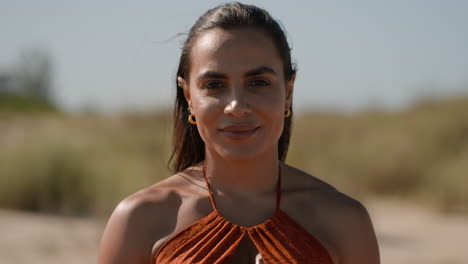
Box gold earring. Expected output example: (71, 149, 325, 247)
(188, 114, 197, 125)
(284, 108, 291, 118)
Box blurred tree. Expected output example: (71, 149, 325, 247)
(0, 48, 58, 112)
(0, 72, 13, 94)
(16, 49, 54, 104)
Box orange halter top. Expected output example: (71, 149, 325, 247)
(154, 165, 333, 264)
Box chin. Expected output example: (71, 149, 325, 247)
(214, 144, 271, 162)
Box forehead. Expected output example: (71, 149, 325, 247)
(189, 28, 282, 77)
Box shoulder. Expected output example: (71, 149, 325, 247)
(283, 165, 380, 264)
(317, 191, 380, 264)
(98, 174, 190, 264)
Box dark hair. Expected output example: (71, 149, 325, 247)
(169, 2, 297, 172)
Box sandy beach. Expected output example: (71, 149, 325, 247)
(0, 199, 466, 264)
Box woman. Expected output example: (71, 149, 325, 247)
(98, 2, 380, 264)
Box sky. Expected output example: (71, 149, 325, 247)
(1, 0, 468, 113)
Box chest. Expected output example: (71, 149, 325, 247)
(152, 209, 264, 263)
(230, 235, 263, 264)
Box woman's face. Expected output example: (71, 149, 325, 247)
(179, 28, 294, 161)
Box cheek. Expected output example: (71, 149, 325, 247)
(192, 94, 220, 119)
(190, 87, 215, 112)
(271, 111, 286, 140)
(254, 98, 285, 140)
(190, 94, 221, 140)
(255, 92, 285, 118)
(260, 93, 286, 138)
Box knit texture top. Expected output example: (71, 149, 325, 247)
(154, 166, 334, 264)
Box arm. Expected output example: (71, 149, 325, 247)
(98, 196, 159, 264)
(328, 197, 380, 264)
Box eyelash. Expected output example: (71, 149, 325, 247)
(203, 81, 224, 89)
(202, 79, 270, 90)
(249, 79, 270, 86)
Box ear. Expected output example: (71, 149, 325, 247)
(178, 76, 192, 112)
(285, 74, 295, 109)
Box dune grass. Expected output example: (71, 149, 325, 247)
(0, 113, 172, 216)
(0, 95, 59, 113)
(289, 97, 468, 213)
(0, 97, 466, 216)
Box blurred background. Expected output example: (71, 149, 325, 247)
(1, 0, 467, 263)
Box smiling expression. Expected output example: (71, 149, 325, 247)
(179, 27, 295, 161)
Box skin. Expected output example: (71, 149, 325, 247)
(98, 28, 380, 264)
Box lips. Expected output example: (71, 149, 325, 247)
(219, 125, 260, 139)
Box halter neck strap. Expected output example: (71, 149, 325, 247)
(202, 162, 282, 212)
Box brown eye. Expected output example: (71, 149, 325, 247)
(249, 79, 270, 87)
(204, 81, 224, 89)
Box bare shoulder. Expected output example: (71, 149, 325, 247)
(284, 165, 380, 264)
(98, 174, 189, 264)
(317, 190, 380, 264)
(282, 164, 337, 193)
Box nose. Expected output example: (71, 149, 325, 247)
(224, 88, 252, 118)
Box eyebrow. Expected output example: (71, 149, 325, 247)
(244, 66, 278, 77)
(197, 71, 228, 81)
(196, 66, 278, 81)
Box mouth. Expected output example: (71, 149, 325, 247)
(219, 125, 261, 139)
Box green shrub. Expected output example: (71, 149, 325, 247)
(0, 97, 466, 215)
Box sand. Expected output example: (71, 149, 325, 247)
(367, 200, 467, 264)
(0, 199, 466, 264)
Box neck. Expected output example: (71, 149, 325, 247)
(204, 149, 280, 197)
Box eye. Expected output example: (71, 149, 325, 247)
(204, 81, 224, 89)
(249, 79, 270, 87)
